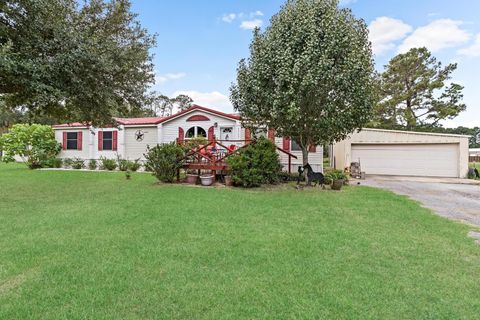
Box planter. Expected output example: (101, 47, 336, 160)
(331, 179, 344, 191)
(200, 175, 215, 186)
(186, 174, 199, 184)
(224, 175, 233, 187)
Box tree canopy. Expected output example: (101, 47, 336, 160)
(372, 47, 466, 129)
(0, 0, 156, 126)
(230, 0, 376, 164)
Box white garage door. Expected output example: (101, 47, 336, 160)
(351, 144, 459, 177)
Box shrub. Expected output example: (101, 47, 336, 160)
(100, 157, 117, 171)
(183, 137, 208, 151)
(117, 155, 130, 171)
(144, 142, 185, 183)
(41, 158, 63, 168)
(88, 159, 97, 170)
(279, 171, 305, 183)
(128, 159, 142, 172)
(63, 158, 73, 168)
(0, 124, 61, 169)
(71, 157, 85, 169)
(227, 137, 282, 187)
(324, 169, 349, 185)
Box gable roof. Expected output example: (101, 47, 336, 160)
(53, 105, 241, 129)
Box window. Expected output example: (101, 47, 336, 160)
(102, 131, 113, 150)
(66, 132, 78, 150)
(291, 140, 302, 151)
(185, 126, 206, 139)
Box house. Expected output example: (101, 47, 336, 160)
(53, 105, 324, 172)
(333, 128, 470, 178)
(469, 148, 480, 157)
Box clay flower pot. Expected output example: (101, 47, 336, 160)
(224, 175, 233, 187)
(186, 174, 199, 184)
(331, 179, 344, 191)
(200, 175, 214, 186)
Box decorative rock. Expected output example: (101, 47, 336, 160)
(468, 231, 480, 239)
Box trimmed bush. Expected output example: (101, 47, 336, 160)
(100, 157, 117, 171)
(88, 159, 97, 170)
(144, 142, 185, 183)
(227, 137, 282, 187)
(63, 158, 73, 168)
(41, 158, 63, 168)
(71, 157, 85, 169)
(128, 159, 142, 172)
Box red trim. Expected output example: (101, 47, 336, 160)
(268, 129, 275, 142)
(77, 132, 83, 151)
(187, 115, 210, 122)
(309, 145, 317, 153)
(178, 127, 184, 144)
(62, 132, 67, 150)
(112, 131, 118, 151)
(208, 126, 214, 142)
(158, 105, 241, 124)
(98, 131, 103, 151)
(283, 137, 291, 151)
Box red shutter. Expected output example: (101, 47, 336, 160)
(309, 144, 317, 153)
(112, 131, 118, 151)
(208, 126, 214, 142)
(268, 128, 275, 142)
(244, 128, 251, 144)
(62, 132, 67, 150)
(98, 131, 103, 151)
(283, 137, 291, 151)
(77, 131, 83, 151)
(178, 127, 184, 144)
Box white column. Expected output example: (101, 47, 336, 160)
(118, 125, 126, 159)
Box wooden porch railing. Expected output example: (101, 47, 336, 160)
(180, 138, 298, 175)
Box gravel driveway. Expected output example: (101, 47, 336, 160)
(359, 176, 480, 228)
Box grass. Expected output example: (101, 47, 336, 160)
(1, 163, 479, 319)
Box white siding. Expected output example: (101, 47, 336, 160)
(161, 111, 239, 143)
(274, 137, 324, 173)
(55, 128, 91, 159)
(123, 126, 158, 160)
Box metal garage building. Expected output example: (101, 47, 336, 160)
(333, 129, 470, 178)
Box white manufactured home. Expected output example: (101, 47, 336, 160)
(53, 105, 324, 172)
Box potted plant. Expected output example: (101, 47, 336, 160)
(186, 170, 199, 184)
(224, 174, 233, 187)
(200, 174, 215, 186)
(324, 170, 348, 191)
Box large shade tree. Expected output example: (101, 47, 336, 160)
(372, 47, 466, 129)
(0, 0, 156, 126)
(230, 0, 376, 165)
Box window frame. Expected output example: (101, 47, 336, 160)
(291, 140, 302, 151)
(185, 126, 207, 140)
(102, 131, 113, 150)
(66, 132, 79, 150)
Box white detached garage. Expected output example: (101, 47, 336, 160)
(333, 129, 470, 178)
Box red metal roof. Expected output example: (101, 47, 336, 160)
(53, 105, 241, 128)
(115, 117, 164, 125)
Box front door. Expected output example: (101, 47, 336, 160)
(220, 127, 233, 141)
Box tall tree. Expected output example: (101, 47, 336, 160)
(0, 0, 156, 126)
(373, 47, 466, 128)
(230, 0, 375, 166)
(173, 94, 193, 112)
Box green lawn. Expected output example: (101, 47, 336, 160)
(1, 164, 479, 319)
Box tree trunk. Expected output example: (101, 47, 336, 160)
(302, 146, 311, 186)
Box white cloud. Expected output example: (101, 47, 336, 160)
(155, 72, 186, 85)
(240, 19, 263, 30)
(171, 90, 233, 112)
(398, 19, 471, 53)
(458, 33, 480, 57)
(339, 0, 357, 5)
(368, 17, 413, 55)
(250, 11, 264, 17)
(222, 13, 236, 23)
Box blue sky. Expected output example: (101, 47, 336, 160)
(131, 0, 480, 127)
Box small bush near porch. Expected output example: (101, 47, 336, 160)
(0, 163, 479, 319)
